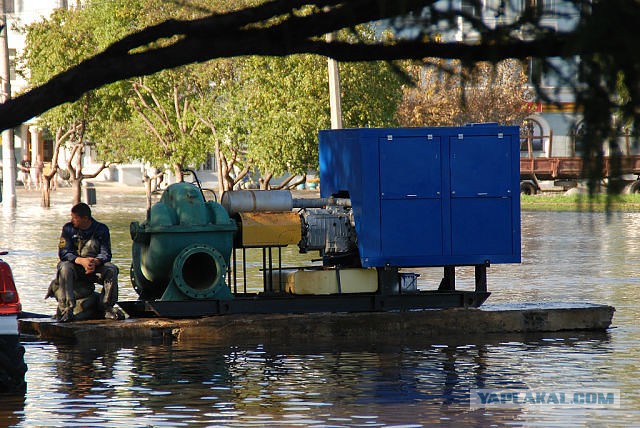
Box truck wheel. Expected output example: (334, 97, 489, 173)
(0, 338, 27, 395)
(628, 181, 640, 194)
(520, 182, 537, 195)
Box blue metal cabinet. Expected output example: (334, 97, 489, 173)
(319, 124, 520, 268)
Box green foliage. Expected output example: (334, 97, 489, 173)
(341, 61, 403, 128)
(20, 5, 132, 146)
(239, 51, 404, 179)
(18, 0, 402, 184)
(241, 54, 328, 176)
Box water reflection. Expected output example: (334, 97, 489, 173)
(20, 331, 614, 427)
(0, 394, 25, 427)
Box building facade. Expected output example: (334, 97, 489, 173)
(1, 1, 71, 185)
(454, 0, 587, 158)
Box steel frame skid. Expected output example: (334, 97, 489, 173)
(119, 246, 491, 318)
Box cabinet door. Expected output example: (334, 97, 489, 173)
(379, 136, 442, 199)
(381, 198, 444, 258)
(449, 135, 516, 257)
(450, 198, 514, 256)
(378, 136, 444, 260)
(450, 135, 513, 197)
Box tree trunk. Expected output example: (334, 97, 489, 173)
(41, 176, 52, 207)
(40, 129, 66, 208)
(220, 159, 232, 191)
(214, 140, 224, 197)
(272, 173, 306, 190)
(259, 172, 273, 190)
(143, 174, 153, 212)
(173, 164, 184, 182)
(71, 178, 82, 205)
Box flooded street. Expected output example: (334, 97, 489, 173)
(1, 186, 639, 426)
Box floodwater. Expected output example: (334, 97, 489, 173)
(1, 187, 639, 427)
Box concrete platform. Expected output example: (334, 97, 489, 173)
(19, 302, 615, 345)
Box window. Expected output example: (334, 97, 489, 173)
(543, 0, 555, 13)
(527, 57, 543, 86)
(461, 0, 483, 17)
(9, 48, 16, 81)
(523, 0, 543, 18)
(521, 0, 555, 16)
(573, 121, 585, 156)
(521, 118, 544, 154)
(43, 139, 54, 162)
(3, 0, 24, 13)
(4, 1, 14, 14)
(203, 154, 216, 171)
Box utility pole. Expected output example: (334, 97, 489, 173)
(1, 0, 16, 208)
(326, 32, 343, 130)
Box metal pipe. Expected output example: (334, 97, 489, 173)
(292, 197, 351, 209)
(262, 248, 267, 292)
(242, 248, 247, 294)
(278, 247, 282, 292)
(221, 190, 293, 214)
(221, 189, 351, 213)
(232, 248, 237, 294)
(268, 247, 273, 293)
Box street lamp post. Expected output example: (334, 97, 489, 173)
(1, 0, 16, 208)
(326, 32, 342, 130)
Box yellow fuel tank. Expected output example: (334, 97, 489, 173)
(274, 268, 378, 294)
(237, 212, 301, 247)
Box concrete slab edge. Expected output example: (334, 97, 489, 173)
(19, 305, 615, 345)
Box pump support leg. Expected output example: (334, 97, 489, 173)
(438, 266, 455, 291)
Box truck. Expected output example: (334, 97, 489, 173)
(519, 131, 640, 194)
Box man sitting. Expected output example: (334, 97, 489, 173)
(47, 203, 124, 322)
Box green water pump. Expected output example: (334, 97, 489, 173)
(130, 182, 237, 301)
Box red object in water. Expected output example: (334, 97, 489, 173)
(0, 258, 22, 315)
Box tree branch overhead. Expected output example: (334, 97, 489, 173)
(1, 0, 639, 154)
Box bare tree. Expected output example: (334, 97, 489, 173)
(397, 59, 534, 127)
(40, 109, 109, 206)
